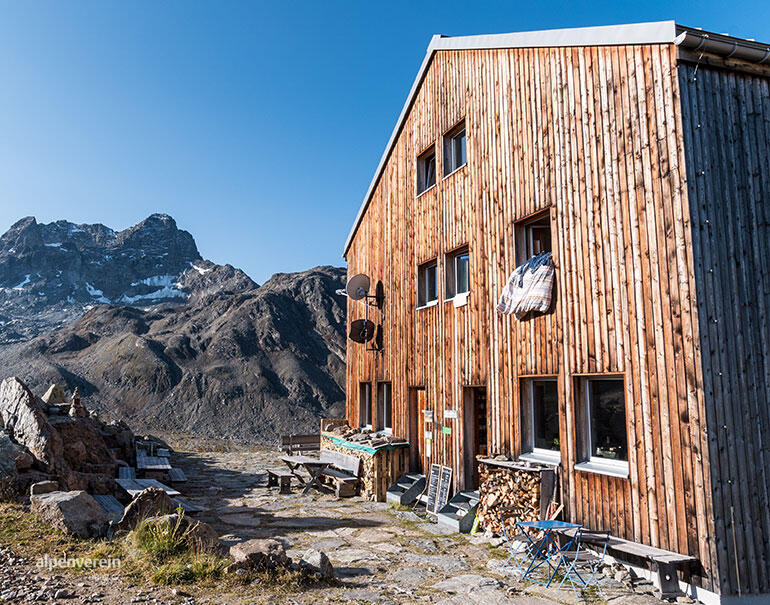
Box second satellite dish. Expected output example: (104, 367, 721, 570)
(346, 274, 370, 301)
(349, 319, 375, 343)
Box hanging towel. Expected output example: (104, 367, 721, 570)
(497, 252, 555, 319)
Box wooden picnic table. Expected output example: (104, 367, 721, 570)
(116, 478, 181, 498)
(280, 455, 330, 495)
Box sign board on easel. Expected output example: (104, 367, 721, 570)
(436, 466, 452, 513)
(426, 463, 441, 514)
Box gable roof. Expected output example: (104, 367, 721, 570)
(343, 20, 770, 257)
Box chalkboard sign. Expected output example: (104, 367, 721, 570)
(437, 466, 452, 513)
(426, 463, 441, 513)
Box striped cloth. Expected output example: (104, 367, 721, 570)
(496, 252, 555, 319)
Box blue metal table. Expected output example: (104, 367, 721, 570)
(516, 520, 582, 586)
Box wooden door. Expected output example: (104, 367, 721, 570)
(408, 387, 427, 473)
(462, 387, 488, 490)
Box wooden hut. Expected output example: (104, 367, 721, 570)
(341, 20, 770, 604)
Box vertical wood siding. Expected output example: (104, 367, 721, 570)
(345, 44, 717, 591)
(679, 63, 770, 596)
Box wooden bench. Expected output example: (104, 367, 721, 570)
(319, 449, 361, 498)
(559, 528, 696, 598)
(280, 433, 321, 455)
(267, 468, 294, 494)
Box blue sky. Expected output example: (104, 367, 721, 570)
(0, 1, 767, 283)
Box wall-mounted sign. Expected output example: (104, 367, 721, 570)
(443, 409, 458, 420)
(422, 410, 434, 422)
(426, 439, 431, 458)
(424, 431, 433, 440)
(442, 426, 452, 435)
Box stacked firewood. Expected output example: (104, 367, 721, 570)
(477, 466, 541, 534)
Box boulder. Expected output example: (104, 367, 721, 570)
(300, 548, 334, 579)
(0, 377, 63, 467)
(142, 514, 220, 551)
(30, 490, 108, 538)
(228, 539, 289, 572)
(114, 487, 175, 532)
(30, 480, 58, 495)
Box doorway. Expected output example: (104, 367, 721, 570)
(462, 386, 488, 490)
(408, 387, 427, 473)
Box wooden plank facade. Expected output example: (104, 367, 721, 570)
(342, 22, 769, 600)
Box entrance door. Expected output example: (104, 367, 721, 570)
(462, 387, 488, 490)
(408, 387, 427, 473)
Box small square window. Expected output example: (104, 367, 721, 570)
(359, 382, 372, 428)
(445, 247, 470, 299)
(417, 147, 436, 195)
(377, 382, 392, 433)
(443, 123, 466, 176)
(575, 377, 629, 477)
(516, 212, 552, 265)
(520, 379, 560, 463)
(417, 260, 438, 307)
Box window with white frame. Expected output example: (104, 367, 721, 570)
(445, 246, 470, 299)
(359, 382, 372, 428)
(576, 377, 629, 476)
(417, 260, 438, 307)
(443, 122, 466, 176)
(520, 378, 560, 463)
(416, 147, 436, 195)
(377, 382, 392, 433)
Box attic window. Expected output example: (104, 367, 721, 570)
(417, 147, 436, 195)
(443, 122, 467, 176)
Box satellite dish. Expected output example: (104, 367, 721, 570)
(346, 274, 370, 301)
(349, 319, 375, 343)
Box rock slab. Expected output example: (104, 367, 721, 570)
(30, 490, 107, 538)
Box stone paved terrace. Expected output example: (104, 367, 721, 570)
(167, 448, 670, 604)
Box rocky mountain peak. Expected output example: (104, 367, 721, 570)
(0, 214, 256, 343)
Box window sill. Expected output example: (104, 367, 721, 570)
(445, 292, 469, 307)
(416, 300, 439, 310)
(416, 184, 436, 198)
(519, 451, 561, 466)
(574, 460, 629, 479)
(442, 163, 467, 180)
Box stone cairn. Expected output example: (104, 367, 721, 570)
(68, 388, 88, 419)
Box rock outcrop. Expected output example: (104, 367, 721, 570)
(30, 490, 108, 538)
(114, 487, 175, 533)
(0, 377, 135, 496)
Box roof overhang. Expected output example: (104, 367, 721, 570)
(342, 20, 769, 257)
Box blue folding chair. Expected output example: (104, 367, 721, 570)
(558, 528, 611, 599)
(497, 505, 532, 573)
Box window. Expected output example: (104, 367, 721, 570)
(417, 260, 438, 307)
(576, 377, 629, 477)
(417, 147, 436, 195)
(445, 247, 470, 299)
(377, 382, 392, 433)
(443, 122, 466, 176)
(359, 382, 372, 428)
(516, 212, 552, 264)
(520, 379, 560, 463)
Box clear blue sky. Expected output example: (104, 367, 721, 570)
(0, 1, 767, 283)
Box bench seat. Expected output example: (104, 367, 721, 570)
(267, 467, 294, 494)
(559, 528, 696, 597)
